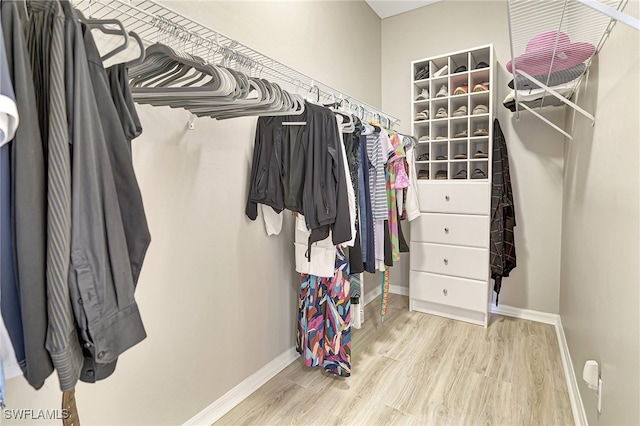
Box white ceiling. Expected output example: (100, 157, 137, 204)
(365, 0, 441, 19)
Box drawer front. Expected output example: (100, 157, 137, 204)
(417, 182, 490, 214)
(412, 213, 489, 248)
(410, 242, 489, 281)
(410, 270, 487, 312)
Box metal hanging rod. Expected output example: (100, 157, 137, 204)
(73, 0, 400, 127)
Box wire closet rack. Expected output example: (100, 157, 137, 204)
(507, 0, 638, 139)
(73, 0, 401, 127)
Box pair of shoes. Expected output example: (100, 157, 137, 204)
(454, 153, 467, 159)
(471, 168, 487, 179)
(433, 65, 448, 77)
(415, 88, 429, 101)
(454, 130, 467, 138)
(473, 128, 489, 136)
(435, 136, 447, 140)
(454, 65, 467, 73)
(418, 135, 430, 142)
(415, 66, 429, 80)
(452, 105, 467, 117)
(435, 85, 448, 98)
(453, 169, 467, 179)
(435, 155, 448, 160)
(453, 85, 468, 95)
(418, 169, 429, 179)
(415, 109, 429, 121)
(472, 104, 488, 115)
(435, 170, 448, 179)
(473, 150, 488, 158)
(417, 153, 429, 161)
(475, 61, 489, 69)
(434, 107, 448, 119)
(472, 82, 489, 92)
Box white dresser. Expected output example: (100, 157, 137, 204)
(409, 45, 494, 326)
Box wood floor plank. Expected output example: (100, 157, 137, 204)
(213, 295, 574, 426)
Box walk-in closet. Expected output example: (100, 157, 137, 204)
(1, 0, 638, 425)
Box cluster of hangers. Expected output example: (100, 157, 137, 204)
(77, 2, 397, 127)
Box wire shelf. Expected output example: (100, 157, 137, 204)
(73, 0, 400, 126)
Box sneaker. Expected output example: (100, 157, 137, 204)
(418, 169, 429, 179)
(453, 169, 467, 179)
(454, 65, 467, 73)
(418, 135, 430, 142)
(435, 155, 448, 160)
(453, 153, 468, 159)
(472, 104, 488, 115)
(453, 85, 468, 95)
(435, 136, 448, 140)
(415, 88, 429, 101)
(452, 105, 467, 117)
(472, 83, 489, 92)
(434, 107, 448, 119)
(454, 130, 468, 138)
(475, 61, 489, 69)
(471, 168, 487, 179)
(473, 128, 489, 136)
(435, 170, 448, 180)
(435, 85, 448, 98)
(433, 65, 448, 77)
(473, 150, 488, 158)
(415, 110, 429, 121)
(417, 153, 430, 161)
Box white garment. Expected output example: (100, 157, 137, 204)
(260, 204, 283, 236)
(294, 215, 336, 278)
(404, 146, 421, 221)
(0, 94, 19, 147)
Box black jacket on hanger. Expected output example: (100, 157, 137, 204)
(490, 119, 516, 303)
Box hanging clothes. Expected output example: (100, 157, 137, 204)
(296, 248, 351, 377)
(490, 119, 517, 303)
(1, 0, 52, 389)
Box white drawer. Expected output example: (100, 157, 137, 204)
(410, 270, 487, 312)
(412, 213, 489, 248)
(417, 182, 490, 214)
(410, 242, 489, 281)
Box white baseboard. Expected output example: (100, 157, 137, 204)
(490, 304, 586, 425)
(183, 347, 298, 425)
(389, 284, 409, 296)
(490, 303, 558, 325)
(362, 285, 382, 306)
(556, 316, 587, 426)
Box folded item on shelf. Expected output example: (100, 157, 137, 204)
(417, 169, 429, 179)
(435, 170, 448, 179)
(506, 30, 595, 76)
(508, 63, 586, 90)
(502, 79, 578, 112)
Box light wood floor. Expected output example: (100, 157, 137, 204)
(215, 294, 574, 425)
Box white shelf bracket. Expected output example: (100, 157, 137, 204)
(576, 0, 640, 30)
(516, 69, 596, 125)
(518, 102, 574, 140)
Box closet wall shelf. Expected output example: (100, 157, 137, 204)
(72, 0, 400, 126)
(507, 0, 635, 140)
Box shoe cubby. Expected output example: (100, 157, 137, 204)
(430, 141, 448, 162)
(431, 121, 449, 140)
(451, 161, 468, 180)
(470, 160, 489, 180)
(411, 44, 493, 181)
(431, 163, 448, 180)
(450, 140, 468, 160)
(450, 117, 468, 139)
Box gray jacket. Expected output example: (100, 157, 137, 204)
(60, 2, 147, 383)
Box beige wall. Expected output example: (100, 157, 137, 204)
(4, 1, 381, 425)
(560, 1, 640, 423)
(380, 0, 566, 313)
